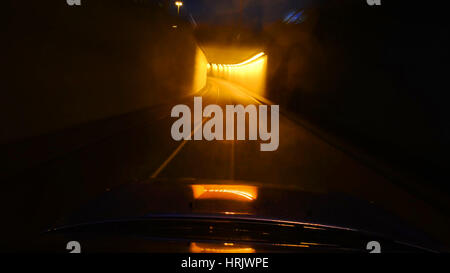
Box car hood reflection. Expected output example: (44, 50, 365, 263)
(55, 178, 433, 249)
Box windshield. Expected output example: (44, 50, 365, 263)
(2, 0, 449, 255)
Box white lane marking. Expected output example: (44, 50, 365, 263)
(150, 117, 207, 178)
(150, 84, 216, 179)
(150, 78, 272, 179)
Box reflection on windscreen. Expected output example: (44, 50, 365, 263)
(191, 185, 258, 201)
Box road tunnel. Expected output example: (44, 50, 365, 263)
(199, 45, 268, 98)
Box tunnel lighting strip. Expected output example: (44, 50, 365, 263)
(211, 52, 265, 68)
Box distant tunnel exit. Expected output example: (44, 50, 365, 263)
(207, 52, 268, 97)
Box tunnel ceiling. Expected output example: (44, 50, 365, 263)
(201, 44, 263, 64)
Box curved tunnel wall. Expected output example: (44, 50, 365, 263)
(207, 53, 268, 97)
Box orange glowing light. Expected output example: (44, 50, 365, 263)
(191, 184, 257, 201)
(175, 1, 183, 14)
(190, 242, 255, 253)
(208, 52, 267, 97)
(273, 243, 309, 248)
(222, 211, 251, 215)
(226, 52, 265, 67)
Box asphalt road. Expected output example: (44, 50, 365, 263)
(3, 77, 450, 249)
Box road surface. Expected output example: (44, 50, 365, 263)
(3, 77, 450, 249)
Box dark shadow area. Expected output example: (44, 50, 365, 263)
(265, 0, 450, 208)
(2, 0, 200, 145)
(1, 0, 205, 249)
